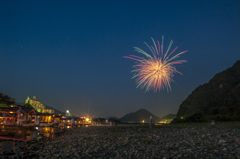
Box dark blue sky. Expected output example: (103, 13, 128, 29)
(1, 0, 240, 118)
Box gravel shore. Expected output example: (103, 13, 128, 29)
(22, 124, 240, 158)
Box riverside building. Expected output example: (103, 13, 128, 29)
(25, 96, 54, 114)
(25, 96, 55, 123)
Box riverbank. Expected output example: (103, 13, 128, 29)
(20, 122, 240, 158)
(0, 125, 68, 158)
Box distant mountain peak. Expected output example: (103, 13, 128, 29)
(160, 114, 176, 120)
(119, 109, 160, 123)
(136, 109, 148, 112)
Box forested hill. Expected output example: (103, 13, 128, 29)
(0, 93, 15, 107)
(174, 60, 240, 122)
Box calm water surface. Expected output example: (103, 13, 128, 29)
(0, 126, 65, 158)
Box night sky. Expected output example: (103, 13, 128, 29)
(1, 0, 240, 118)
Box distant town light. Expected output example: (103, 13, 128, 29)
(142, 120, 145, 123)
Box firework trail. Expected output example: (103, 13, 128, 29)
(124, 36, 188, 92)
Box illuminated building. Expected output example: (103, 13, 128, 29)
(65, 110, 71, 117)
(0, 107, 35, 124)
(25, 96, 54, 114)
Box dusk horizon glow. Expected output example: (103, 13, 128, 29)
(1, 0, 240, 118)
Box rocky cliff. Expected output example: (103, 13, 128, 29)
(175, 60, 240, 122)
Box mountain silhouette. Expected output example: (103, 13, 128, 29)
(174, 60, 240, 122)
(119, 109, 160, 123)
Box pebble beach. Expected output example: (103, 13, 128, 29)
(5, 123, 240, 159)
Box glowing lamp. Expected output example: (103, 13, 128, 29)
(86, 118, 89, 121)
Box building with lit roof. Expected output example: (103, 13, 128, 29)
(25, 96, 54, 114)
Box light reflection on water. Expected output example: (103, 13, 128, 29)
(0, 126, 63, 157)
(0, 127, 62, 140)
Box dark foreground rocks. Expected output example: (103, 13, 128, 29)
(12, 124, 240, 158)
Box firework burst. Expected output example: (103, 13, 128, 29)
(124, 36, 188, 92)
